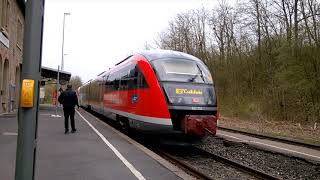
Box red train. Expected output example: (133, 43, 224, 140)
(78, 50, 218, 136)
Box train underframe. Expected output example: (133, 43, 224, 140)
(84, 104, 218, 137)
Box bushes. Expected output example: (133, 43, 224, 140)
(212, 45, 320, 123)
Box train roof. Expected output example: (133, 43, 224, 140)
(79, 50, 205, 89)
(138, 49, 202, 62)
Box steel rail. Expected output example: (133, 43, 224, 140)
(156, 150, 213, 180)
(190, 146, 280, 180)
(218, 126, 320, 151)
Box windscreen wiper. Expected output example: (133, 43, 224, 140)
(196, 64, 205, 82)
(188, 74, 199, 82)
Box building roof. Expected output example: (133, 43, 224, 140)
(41, 66, 71, 82)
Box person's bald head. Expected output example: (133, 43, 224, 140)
(67, 84, 72, 89)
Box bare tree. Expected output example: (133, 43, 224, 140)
(69, 76, 83, 90)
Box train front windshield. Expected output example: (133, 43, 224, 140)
(152, 58, 216, 108)
(152, 58, 213, 84)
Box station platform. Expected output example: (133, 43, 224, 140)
(0, 105, 191, 180)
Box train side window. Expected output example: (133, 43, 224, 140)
(119, 67, 128, 79)
(126, 64, 136, 90)
(113, 79, 120, 90)
(128, 65, 148, 89)
(106, 75, 114, 92)
(137, 71, 148, 89)
(118, 66, 131, 90)
(134, 67, 139, 77)
(119, 79, 128, 90)
(127, 77, 136, 90)
(105, 64, 148, 91)
(128, 65, 136, 78)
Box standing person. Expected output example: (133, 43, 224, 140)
(58, 84, 79, 134)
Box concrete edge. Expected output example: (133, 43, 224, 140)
(78, 110, 195, 180)
(216, 133, 320, 164)
(0, 110, 18, 117)
(218, 126, 320, 150)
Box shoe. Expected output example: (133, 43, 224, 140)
(71, 129, 77, 133)
(64, 130, 69, 134)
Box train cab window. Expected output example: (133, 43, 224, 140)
(151, 58, 212, 84)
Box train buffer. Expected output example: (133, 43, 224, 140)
(0, 105, 191, 180)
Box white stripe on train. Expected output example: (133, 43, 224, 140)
(91, 105, 173, 126)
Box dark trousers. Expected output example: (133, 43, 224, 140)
(63, 108, 75, 131)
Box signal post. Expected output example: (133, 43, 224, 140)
(15, 0, 45, 180)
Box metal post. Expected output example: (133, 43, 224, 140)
(61, 13, 70, 71)
(15, 0, 45, 180)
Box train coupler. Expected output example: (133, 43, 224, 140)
(181, 115, 217, 137)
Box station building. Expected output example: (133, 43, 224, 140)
(0, 0, 25, 113)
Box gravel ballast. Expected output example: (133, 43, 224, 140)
(196, 137, 320, 179)
(174, 155, 258, 179)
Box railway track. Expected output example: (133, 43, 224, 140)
(84, 109, 316, 179)
(218, 126, 320, 151)
(156, 150, 213, 180)
(157, 144, 280, 180)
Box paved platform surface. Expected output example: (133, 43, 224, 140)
(0, 105, 183, 180)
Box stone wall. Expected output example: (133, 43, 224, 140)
(0, 0, 24, 113)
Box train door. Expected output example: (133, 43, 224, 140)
(127, 65, 138, 114)
(88, 81, 91, 108)
(100, 75, 106, 114)
(118, 68, 129, 111)
(104, 74, 115, 119)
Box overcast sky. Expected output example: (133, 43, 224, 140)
(41, 0, 218, 82)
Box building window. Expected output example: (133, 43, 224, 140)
(16, 19, 23, 49)
(0, 0, 9, 35)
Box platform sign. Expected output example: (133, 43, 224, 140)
(20, 79, 35, 108)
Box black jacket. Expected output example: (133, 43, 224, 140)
(58, 88, 79, 109)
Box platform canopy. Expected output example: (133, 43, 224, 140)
(41, 66, 71, 83)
